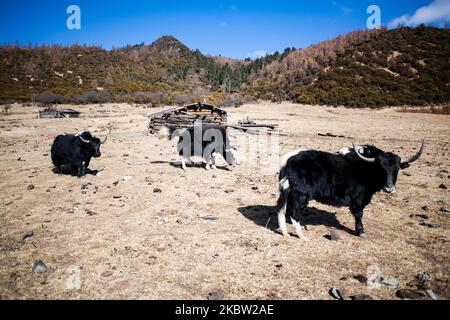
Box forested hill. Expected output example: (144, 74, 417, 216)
(0, 26, 448, 107)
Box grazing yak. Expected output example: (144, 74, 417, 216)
(159, 124, 237, 170)
(51, 131, 107, 177)
(277, 141, 425, 239)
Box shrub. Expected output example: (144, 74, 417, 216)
(172, 94, 191, 106)
(73, 91, 111, 104)
(33, 91, 70, 104)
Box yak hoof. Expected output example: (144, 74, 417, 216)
(358, 231, 368, 238)
(277, 228, 289, 237)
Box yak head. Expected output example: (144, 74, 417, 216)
(77, 131, 107, 158)
(353, 141, 425, 194)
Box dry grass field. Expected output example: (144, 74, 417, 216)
(0, 102, 449, 300)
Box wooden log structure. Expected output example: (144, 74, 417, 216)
(148, 102, 228, 133)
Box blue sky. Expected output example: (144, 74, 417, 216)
(0, 0, 448, 59)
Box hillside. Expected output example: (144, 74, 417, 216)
(290, 26, 450, 107)
(0, 26, 449, 107)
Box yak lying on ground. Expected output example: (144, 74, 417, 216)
(277, 141, 425, 239)
(51, 131, 107, 177)
(159, 124, 237, 170)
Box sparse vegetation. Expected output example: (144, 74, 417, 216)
(0, 26, 449, 107)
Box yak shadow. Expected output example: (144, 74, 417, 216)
(238, 204, 355, 236)
(52, 166, 99, 176)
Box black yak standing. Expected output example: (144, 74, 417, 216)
(277, 141, 424, 239)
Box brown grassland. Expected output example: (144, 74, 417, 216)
(0, 102, 449, 299)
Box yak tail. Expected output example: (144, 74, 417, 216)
(276, 165, 290, 211)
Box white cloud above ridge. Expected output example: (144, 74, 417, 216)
(389, 0, 450, 28)
(247, 50, 268, 59)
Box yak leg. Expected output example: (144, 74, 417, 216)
(351, 204, 367, 238)
(211, 152, 217, 170)
(181, 157, 187, 170)
(81, 161, 86, 176)
(277, 205, 289, 236)
(76, 162, 86, 178)
(204, 153, 212, 171)
(289, 190, 308, 240)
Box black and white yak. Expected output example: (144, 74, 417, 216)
(51, 131, 107, 177)
(159, 124, 237, 170)
(277, 141, 425, 239)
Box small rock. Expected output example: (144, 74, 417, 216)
(350, 294, 373, 300)
(425, 289, 438, 300)
(113, 195, 122, 199)
(101, 271, 113, 277)
(85, 209, 96, 216)
(305, 225, 313, 231)
(382, 278, 399, 287)
(122, 176, 133, 182)
(27, 184, 35, 191)
(208, 291, 225, 300)
(32, 260, 47, 273)
(329, 228, 341, 241)
(439, 207, 449, 213)
(225, 189, 234, 194)
(113, 181, 119, 186)
(438, 184, 447, 190)
(199, 214, 219, 221)
(329, 288, 344, 300)
(414, 214, 429, 219)
(396, 289, 425, 299)
(212, 253, 220, 259)
(402, 172, 412, 177)
(275, 264, 283, 269)
(354, 274, 368, 284)
(153, 188, 162, 193)
(421, 206, 429, 211)
(16, 231, 34, 243)
(251, 186, 259, 191)
(420, 221, 440, 228)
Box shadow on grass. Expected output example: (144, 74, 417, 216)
(52, 167, 99, 176)
(238, 204, 355, 236)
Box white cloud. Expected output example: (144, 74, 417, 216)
(247, 50, 268, 59)
(388, 0, 450, 28)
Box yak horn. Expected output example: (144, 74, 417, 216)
(401, 140, 425, 165)
(353, 144, 375, 163)
(101, 136, 108, 144)
(78, 136, 90, 143)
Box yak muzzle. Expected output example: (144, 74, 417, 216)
(384, 186, 396, 194)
